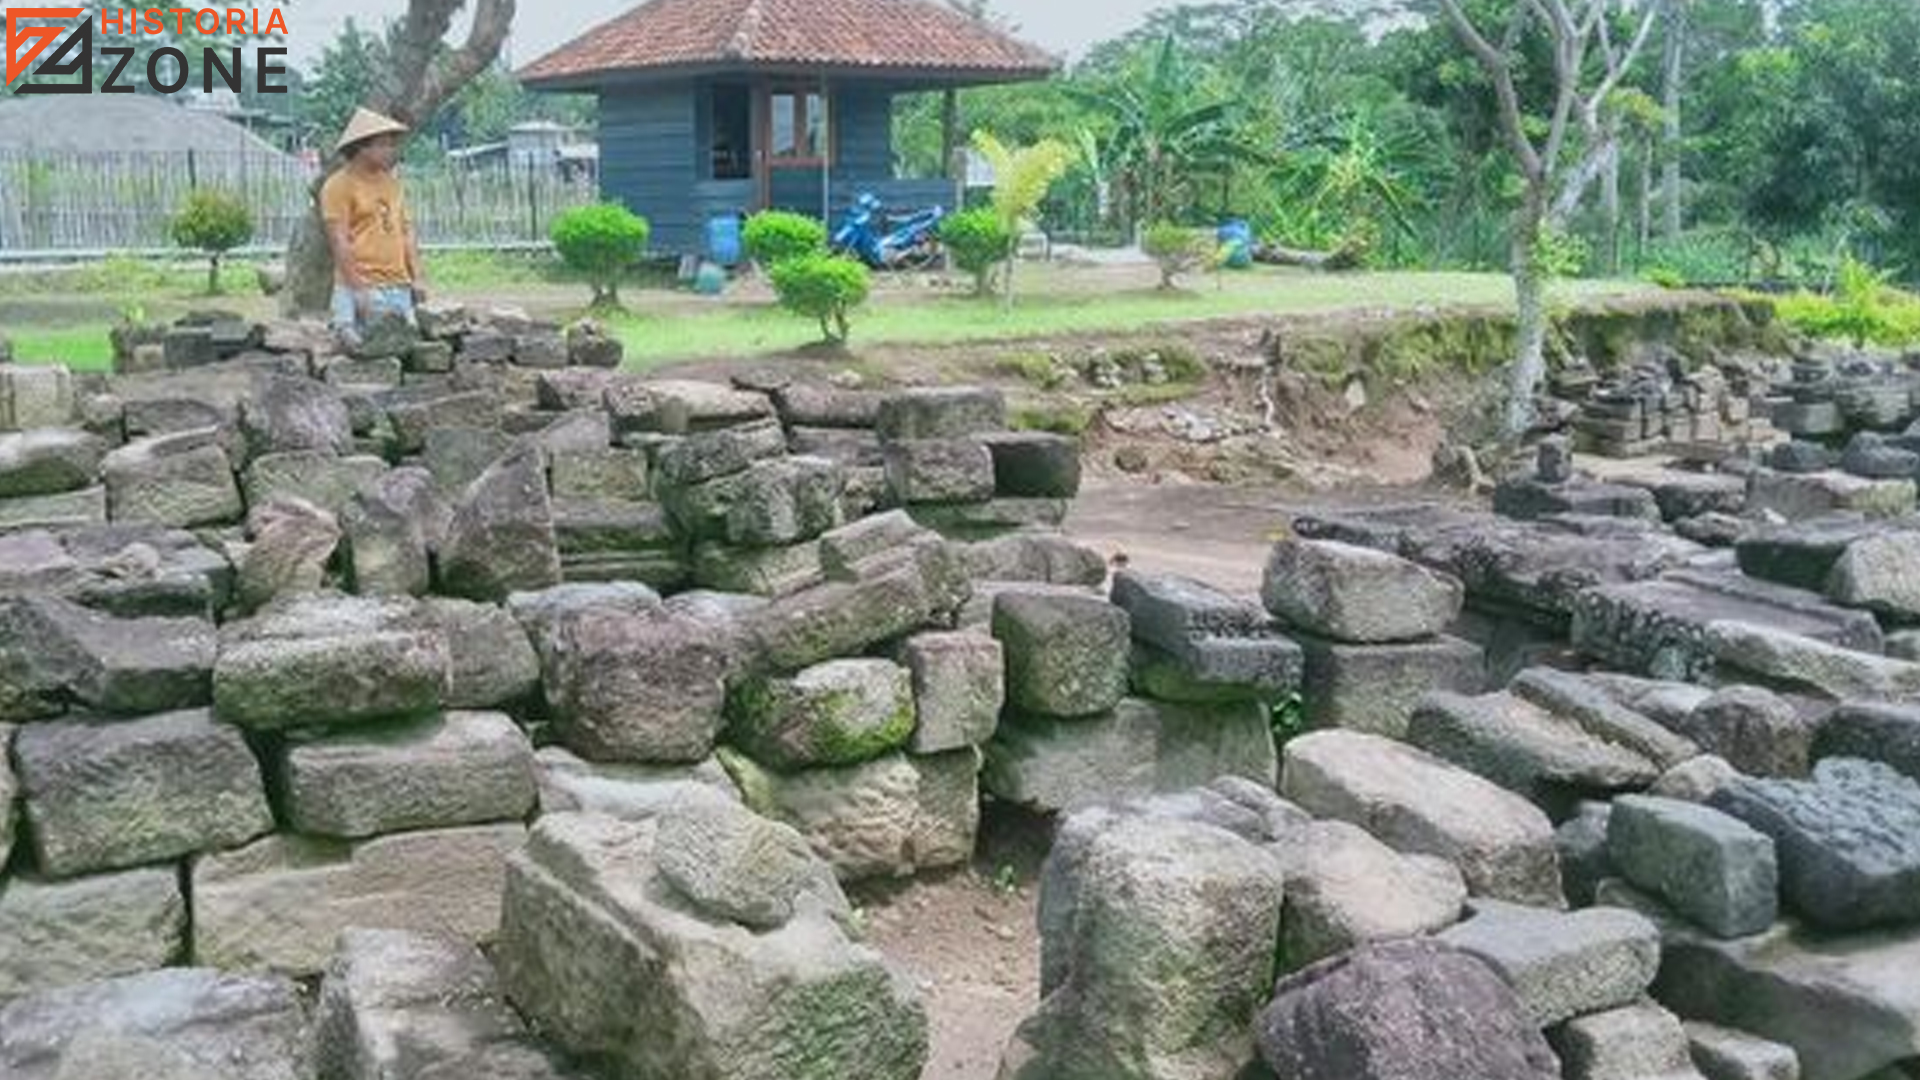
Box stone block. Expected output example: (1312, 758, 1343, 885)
(1296, 633, 1483, 737)
(1263, 538, 1463, 643)
(984, 697, 1276, 814)
(0, 867, 185, 1000)
(900, 630, 1004, 753)
(725, 748, 980, 881)
(192, 825, 526, 975)
(1608, 795, 1778, 939)
(1439, 901, 1662, 1026)
(14, 709, 272, 878)
(727, 659, 915, 769)
(993, 591, 1131, 719)
(1281, 730, 1562, 905)
(281, 711, 537, 839)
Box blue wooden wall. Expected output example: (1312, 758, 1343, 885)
(599, 84, 700, 252)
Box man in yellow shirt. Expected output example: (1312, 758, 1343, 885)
(321, 108, 429, 343)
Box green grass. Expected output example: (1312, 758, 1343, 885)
(3, 262, 1655, 373)
(9, 327, 115, 370)
(604, 270, 1649, 368)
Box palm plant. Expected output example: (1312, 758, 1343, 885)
(1068, 35, 1268, 230)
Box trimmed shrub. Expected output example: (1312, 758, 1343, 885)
(743, 211, 828, 268)
(1142, 223, 1217, 290)
(769, 253, 872, 343)
(550, 202, 651, 311)
(940, 208, 1016, 296)
(170, 189, 255, 296)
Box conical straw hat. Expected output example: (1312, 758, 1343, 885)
(336, 107, 408, 153)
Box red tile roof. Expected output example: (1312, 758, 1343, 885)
(519, 0, 1060, 88)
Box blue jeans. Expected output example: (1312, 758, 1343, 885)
(330, 285, 416, 333)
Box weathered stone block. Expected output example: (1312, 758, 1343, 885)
(727, 659, 915, 769)
(281, 711, 537, 839)
(992, 591, 1131, 719)
(192, 825, 526, 975)
(984, 697, 1277, 814)
(900, 630, 1003, 753)
(15, 709, 272, 878)
(0, 867, 185, 1000)
(1281, 730, 1562, 905)
(495, 812, 924, 1080)
(1296, 633, 1483, 737)
(1608, 795, 1778, 939)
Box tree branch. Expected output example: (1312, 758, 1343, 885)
(1437, 0, 1544, 181)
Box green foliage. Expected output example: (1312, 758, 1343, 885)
(973, 132, 1075, 304)
(550, 203, 651, 311)
(1011, 402, 1095, 436)
(768, 254, 872, 343)
(940, 209, 1017, 296)
(169, 190, 255, 296)
(743, 211, 828, 268)
(1771, 256, 1920, 348)
(994, 351, 1071, 390)
(1142, 223, 1218, 289)
(1532, 227, 1592, 282)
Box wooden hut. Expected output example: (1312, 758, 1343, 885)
(518, 0, 1058, 252)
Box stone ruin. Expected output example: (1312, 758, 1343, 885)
(4, 305, 1920, 1080)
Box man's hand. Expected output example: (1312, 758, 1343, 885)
(411, 281, 430, 305)
(353, 288, 373, 322)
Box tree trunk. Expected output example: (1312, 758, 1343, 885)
(1601, 117, 1623, 275)
(282, 0, 518, 315)
(1638, 137, 1653, 260)
(1661, 0, 1685, 242)
(1507, 192, 1549, 438)
(208, 253, 222, 296)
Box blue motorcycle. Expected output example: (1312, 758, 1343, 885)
(833, 193, 946, 270)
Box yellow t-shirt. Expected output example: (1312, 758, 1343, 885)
(320, 168, 414, 286)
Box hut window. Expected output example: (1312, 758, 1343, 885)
(769, 88, 828, 164)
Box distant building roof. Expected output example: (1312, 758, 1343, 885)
(519, 0, 1059, 90)
(0, 94, 288, 155)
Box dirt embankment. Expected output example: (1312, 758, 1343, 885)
(665, 289, 1786, 493)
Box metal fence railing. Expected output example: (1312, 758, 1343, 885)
(0, 150, 598, 252)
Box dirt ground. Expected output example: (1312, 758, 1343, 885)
(858, 804, 1055, 1080)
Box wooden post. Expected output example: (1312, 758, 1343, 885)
(942, 87, 960, 208)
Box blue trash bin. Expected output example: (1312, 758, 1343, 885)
(707, 214, 744, 267)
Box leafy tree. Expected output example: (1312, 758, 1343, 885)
(300, 19, 388, 149)
(770, 254, 872, 343)
(1067, 35, 1264, 229)
(550, 203, 651, 311)
(973, 131, 1075, 307)
(1437, 0, 1659, 436)
(743, 212, 828, 268)
(171, 190, 255, 295)
(939, 209, 1017, 296)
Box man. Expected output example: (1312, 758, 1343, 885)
(322, 107, 428, 343)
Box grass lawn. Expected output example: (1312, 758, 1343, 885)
(603, 269, 1650, 368)
(2, 253, 1656, 373)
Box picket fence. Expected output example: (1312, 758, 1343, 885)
(0, 149, 598, 253)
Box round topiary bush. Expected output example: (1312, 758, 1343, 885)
(170, 189, 255, 296)
(550, 202, 652, 311)
(1142, 222, 1218, 290)
(769, 253, 872, 343)
(939, 208, 1016, 296)
(743, 211, 827, 268)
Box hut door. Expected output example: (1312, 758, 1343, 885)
(759, 82, 830, 218)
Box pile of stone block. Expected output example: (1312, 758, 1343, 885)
(1561, 356, 1778, 458)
